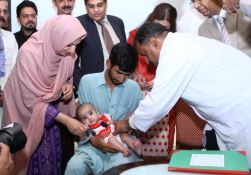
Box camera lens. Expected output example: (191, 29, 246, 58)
(0, 123, 27, 153)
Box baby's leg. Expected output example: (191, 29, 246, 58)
(108, 136, 130, 157)
(120, 133, 142, 155)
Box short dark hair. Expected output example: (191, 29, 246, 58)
(134, 22, 169, 47)
(109, 42, 138, 74)
(84, 0, 107, 5)
(76, 102, 95, 121)
(16, 0, 38, 18)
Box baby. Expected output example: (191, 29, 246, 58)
(76, 102, 142, 156)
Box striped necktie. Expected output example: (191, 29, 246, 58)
(0, 35, 6, 77)
(98, 21, 114, 54)
(217, 16, 231, 45)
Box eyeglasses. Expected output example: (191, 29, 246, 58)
(20, 14, 37, 19)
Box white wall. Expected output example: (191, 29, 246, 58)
(11, 0, 190, 37)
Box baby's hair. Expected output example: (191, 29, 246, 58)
(76, 102, 95, 120)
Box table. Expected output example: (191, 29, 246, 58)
(102, 160, 167, 175)
(102, 159, 213, 175)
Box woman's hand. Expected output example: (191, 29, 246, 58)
(65, 117, 89, 137)
(75, 100, 80, 108)
(56, 113, 88, 137)
(62, 83, 74, 101)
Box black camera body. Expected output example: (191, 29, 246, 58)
(0, 123, 27, 153)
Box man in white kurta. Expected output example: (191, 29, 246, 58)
(115, 22, 251, 169)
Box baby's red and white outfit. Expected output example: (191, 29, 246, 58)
(89, 113, 124, 144)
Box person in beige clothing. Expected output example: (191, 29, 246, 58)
(196, 0, 251, 57)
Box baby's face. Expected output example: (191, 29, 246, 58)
(79, 105, 99, 125)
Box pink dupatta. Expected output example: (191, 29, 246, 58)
(2, 15, 86, 174)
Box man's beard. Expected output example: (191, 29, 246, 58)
(108, 68, 123, 86)
(0, 17, 6, 27)
(22, 23, 36, 32)
(0, 17, 6, 23)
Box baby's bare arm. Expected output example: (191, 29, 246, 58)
(90, 130, 119, 153)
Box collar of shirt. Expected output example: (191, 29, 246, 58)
(94, 16, 109, 25)
(212, 15, 218, 21)
(214, 8, 228, 23)
(213, 15, 225, 31)
(96, 71, 106, 87)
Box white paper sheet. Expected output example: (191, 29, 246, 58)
(190, 154, 224, 167)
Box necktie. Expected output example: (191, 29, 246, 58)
(98, 21, 114, 53)
(0, 35, 6, 77)
(217, 16, 231, 45)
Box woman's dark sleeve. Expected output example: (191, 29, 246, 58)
(45, 104, 60, 128)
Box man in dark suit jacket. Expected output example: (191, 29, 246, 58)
(74, 0, 126, 94)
